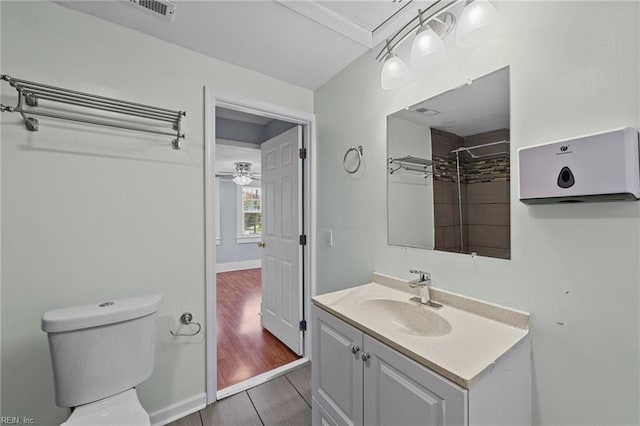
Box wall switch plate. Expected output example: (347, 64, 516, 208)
(324, 230, 333, 247)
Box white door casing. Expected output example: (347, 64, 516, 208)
(260, 125, 303, 355)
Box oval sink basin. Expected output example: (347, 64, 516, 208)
(359, 299, 451, 337)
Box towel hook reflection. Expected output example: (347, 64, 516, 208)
(170, 312, 201, 337)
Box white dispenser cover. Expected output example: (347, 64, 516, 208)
(518, 127, 640, 203)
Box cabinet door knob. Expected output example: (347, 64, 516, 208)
(350, 344, 360, 354)
(257, 241, 266, 248)
(361, 352, 371, 362)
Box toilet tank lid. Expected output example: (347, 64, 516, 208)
(42, 294, 162, 333)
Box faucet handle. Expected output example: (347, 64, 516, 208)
(409, 269, 430, 279)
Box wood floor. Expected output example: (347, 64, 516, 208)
(169, 364, 311, 426)
(216, 268, 300, 389)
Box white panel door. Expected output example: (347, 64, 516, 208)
(312, 306, 364, 426)
(260, 125, 303, 355)
(364, 335, 468, 426)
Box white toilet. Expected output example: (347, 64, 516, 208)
(42, 294, 162, 425)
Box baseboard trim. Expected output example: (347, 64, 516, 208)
(149, 393, 207, 426)
(216, 259, 261, 273)
(216, 358, 309, 400)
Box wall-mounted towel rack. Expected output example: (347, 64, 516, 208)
(388, 155, 434, 178)
(0, 74, 186, 149)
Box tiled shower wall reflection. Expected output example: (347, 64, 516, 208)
(431, 129, 510, 259)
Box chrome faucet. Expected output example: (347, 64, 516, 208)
(408, 269, 442, 308)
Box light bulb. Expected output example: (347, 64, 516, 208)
(456, 0, 500, 48)
(380, 54, 411, 91)
(410, 25, 446, 70)
(233, 175, 253, 185)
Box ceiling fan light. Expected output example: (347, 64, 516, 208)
(410, 25, 446, 70)
(233, 175, 253, 186)
(381, 54, 411, 91)
(456, 0, 500, 48)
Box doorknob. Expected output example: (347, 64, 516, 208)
(257, 241, 266, 248)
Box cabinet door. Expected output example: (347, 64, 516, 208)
(363, 335, 468, 426)
(313, 397, 339, 426)
(312, 306, 363, 426)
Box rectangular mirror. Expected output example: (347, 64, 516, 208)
(387, 67, 510, 259)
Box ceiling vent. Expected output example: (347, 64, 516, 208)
(129, 0, 176, 21)
(413, 107, 441, 116)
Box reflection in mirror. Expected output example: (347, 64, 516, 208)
(387, 67, 510, 259)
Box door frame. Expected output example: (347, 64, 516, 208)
(203, 87, 317, 404)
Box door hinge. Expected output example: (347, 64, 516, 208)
(299, 234, 307, 246)
(299, 320, 307, 331)
(299, 148, 307, 160)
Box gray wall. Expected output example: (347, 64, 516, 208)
(265, 120, 297, 141)
(217, 181, 261, 264)
(216, 116, 296, 145)
(314, 2, 640, 425)
(0, 2, 312, 423)
(216, 117, 264, 145)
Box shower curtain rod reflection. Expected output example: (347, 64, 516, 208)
(450, 140, 510, 158)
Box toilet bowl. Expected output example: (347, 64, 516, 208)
(62, 389, 149, 425)
(42, 294, 162, 425)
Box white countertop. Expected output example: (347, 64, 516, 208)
(312, 273, 530, 389)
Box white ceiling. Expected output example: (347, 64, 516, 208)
(391, 67, 510, 137)
(56, 0, 435, 90)
(215, 143, 261, 175)
(316, 1, 411, 32)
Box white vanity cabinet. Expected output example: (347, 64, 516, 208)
(312, 305, 466, 426)
(312, 304, 531, 426)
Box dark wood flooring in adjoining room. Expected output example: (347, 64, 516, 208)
(169, 364, 311, 426)
(216, 268, 300, 389)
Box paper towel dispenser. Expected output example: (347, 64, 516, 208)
(519, 127, 640, 204)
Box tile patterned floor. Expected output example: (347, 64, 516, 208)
(169, 364, 311, 426)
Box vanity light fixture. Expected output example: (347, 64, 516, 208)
(381, 42, 411, 91)
(410, 12, 447, 70)
(378, 0, 500, 90)
(456, 0, 500, 48)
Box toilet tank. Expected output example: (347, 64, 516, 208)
(42, 294, 162, 408)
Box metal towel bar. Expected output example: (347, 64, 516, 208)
(388, 155, 434, 178)
(0, 74, 186, 149)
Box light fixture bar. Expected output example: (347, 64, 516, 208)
(372, 0, 416, 33)
(375, 0, 459, 62)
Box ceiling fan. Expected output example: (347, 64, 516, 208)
(216, 162, 261, 185)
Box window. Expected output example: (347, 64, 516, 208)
(237, 186, 262, 242)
